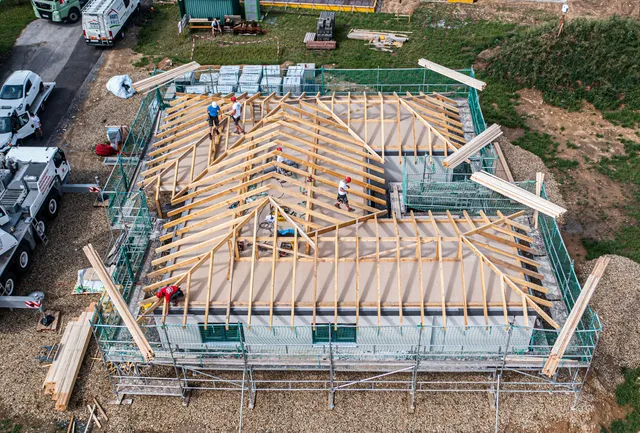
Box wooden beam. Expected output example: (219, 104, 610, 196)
(247, 209, 259, 326)
(269, 210, 278, 328)
(542, 256, 610, 377)
(375, 214, 381, 327)
(471, 171, 566, 218)
(418, 58, 486, 91)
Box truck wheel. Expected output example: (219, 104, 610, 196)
(44, 192, 60, 220)
(14, 244, 31, 275)
(68, 7, 80, 23)
(34, 219, 47, 243)
(0, 272, 16, 296)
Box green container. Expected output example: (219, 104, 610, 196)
(184, 0, 241, 19)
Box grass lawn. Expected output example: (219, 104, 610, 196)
(0, 0, 36, 59)
(134, 6, 518, 69)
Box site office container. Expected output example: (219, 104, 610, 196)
(183, 0, 240, 19)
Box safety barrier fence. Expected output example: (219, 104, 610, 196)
(538, 186, 601, 349)
(92, 322, 600, 368)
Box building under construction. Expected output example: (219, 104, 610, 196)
(90, 65, 603, 415)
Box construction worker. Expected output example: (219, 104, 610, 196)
(155, 285, 184, 306)
(335, 176, 354, 212)
(207, 101, 221, 138)
(30, 112, 42, 140)
(228, 96, 245, 135)
(211, 17, 221, 36)
(275, 146, 298, 174)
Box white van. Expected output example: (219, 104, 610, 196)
(81, 0, 140, 46)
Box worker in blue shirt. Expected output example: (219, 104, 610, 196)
(207, 101, 221, 138)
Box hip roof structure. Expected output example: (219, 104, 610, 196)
(139, 92, 558, 330)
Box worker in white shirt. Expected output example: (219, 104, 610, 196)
(275, 146, 298, 174)
(335, 176, 354, 212)
(229, 96, 245, 134)
(30, 112, 42, 140)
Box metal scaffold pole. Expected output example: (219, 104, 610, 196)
(495, 322, 514, 433)
(410, 325, 423, 413)
(328, 336, 335, 409)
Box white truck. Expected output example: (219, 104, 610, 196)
(0, 71, 54, 116)
(0, 147, 70, 296)
(82, 0, 140, 46)
(0, 71, 55, 151)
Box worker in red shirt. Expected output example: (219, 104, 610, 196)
(156, 285, 184, 306)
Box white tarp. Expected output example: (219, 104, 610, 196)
(106, 74, 136, 99)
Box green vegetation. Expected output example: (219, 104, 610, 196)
(486, 16, 640, 128)
(583, 139, 640, 262)
(134, 6, 517, 68)
(0, 419, 22, 433)
(132, 56, 151, 68)
(602, 368, 640, 433)
(0, 0, 36, 59)
(512, 131, 578, 171)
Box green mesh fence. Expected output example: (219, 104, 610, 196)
(537, 186, 602, 350)
(317, 67, 471, 96)
(91, 322, 599, 367)
(103, 89, 163, 226)
(402, 156, 532, 214)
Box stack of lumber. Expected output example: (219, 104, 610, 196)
(348, 29, 409, 51)
(43, 303, 96, 411)
(442, 123, 503, 169)
(470, 171, 567, 218)
(83, 244, 154, 362)
(132, 62, 200, 94)
(542, 256, 610, 377)
(418, 58, 486, 91)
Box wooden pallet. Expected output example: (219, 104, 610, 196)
(37, 311, 60, 332)
(306, 40, 336, 50)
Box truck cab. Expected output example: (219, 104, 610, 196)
(31, 0, 87, 23)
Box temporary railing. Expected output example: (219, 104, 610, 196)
(91, 322, 600, 369)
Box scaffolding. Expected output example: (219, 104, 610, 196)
(402, 156, 536, 214)
(88, 67, 602, 426)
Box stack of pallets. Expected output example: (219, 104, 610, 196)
(42, 303, 96, 411)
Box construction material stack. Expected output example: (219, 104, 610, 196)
(306, 11, 336, 50)
(347, 29, 410, 52)
(218, 65, 241, 94)
(42, 304, 96, 410)
(316, 12, 335, 41)
(238, 65, 262, 95)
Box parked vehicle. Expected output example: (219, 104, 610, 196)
(31, 0, 87, 23)
(0, 146, 70, 296)
(0, 71, 49, 116)
(0, 71, 55, 151)
(82, 0, 140, 46)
